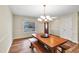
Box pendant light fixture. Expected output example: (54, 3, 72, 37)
(37, 5, 53, 22)
(37, 5, 56, 37)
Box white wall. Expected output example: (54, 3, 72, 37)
(13, 15, 44, 39)
(0, 6, 13, 52)
(78, 12, 79, 43)
(49, 19, 60, 35)
(59, 13, 78, 43)
(50, 13, 78, 43)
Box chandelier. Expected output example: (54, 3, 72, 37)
(37, 5, 56, 37)
(37, 5, 56, 22)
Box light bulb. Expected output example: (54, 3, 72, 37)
(40, 16, 45, 19)
(46, 16, 52, 21)
(45, 19, 47, 21)
(38, 18, 42, 21)
(48, 18, 52, 21)
(52, 17, 57, 19)
(46, 16, 50, 19)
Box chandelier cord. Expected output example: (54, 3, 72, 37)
(43, 5, 46, 17)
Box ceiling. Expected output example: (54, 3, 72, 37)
(9, 5, 79, 18)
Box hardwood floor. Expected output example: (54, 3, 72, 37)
(9, 38, 79, 53)
(9, 39, 33, 53)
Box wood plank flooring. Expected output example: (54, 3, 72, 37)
(9, 38, 79, 53)
(9, 39, 33, 53)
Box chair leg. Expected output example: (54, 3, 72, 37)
(61, 48, 65, 53)
(30, 43, 34, 52)
(59, 46, 65, 53)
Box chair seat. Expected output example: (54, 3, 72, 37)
(60, 45, 71, 50)
(29, 38, 38, 43)
(65, 44, 79, 53)
(31, 42, 49, 53)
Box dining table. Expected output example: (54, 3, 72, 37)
(32, 33, 68, 53)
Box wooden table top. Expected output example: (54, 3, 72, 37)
(32, 33, 68, 48)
